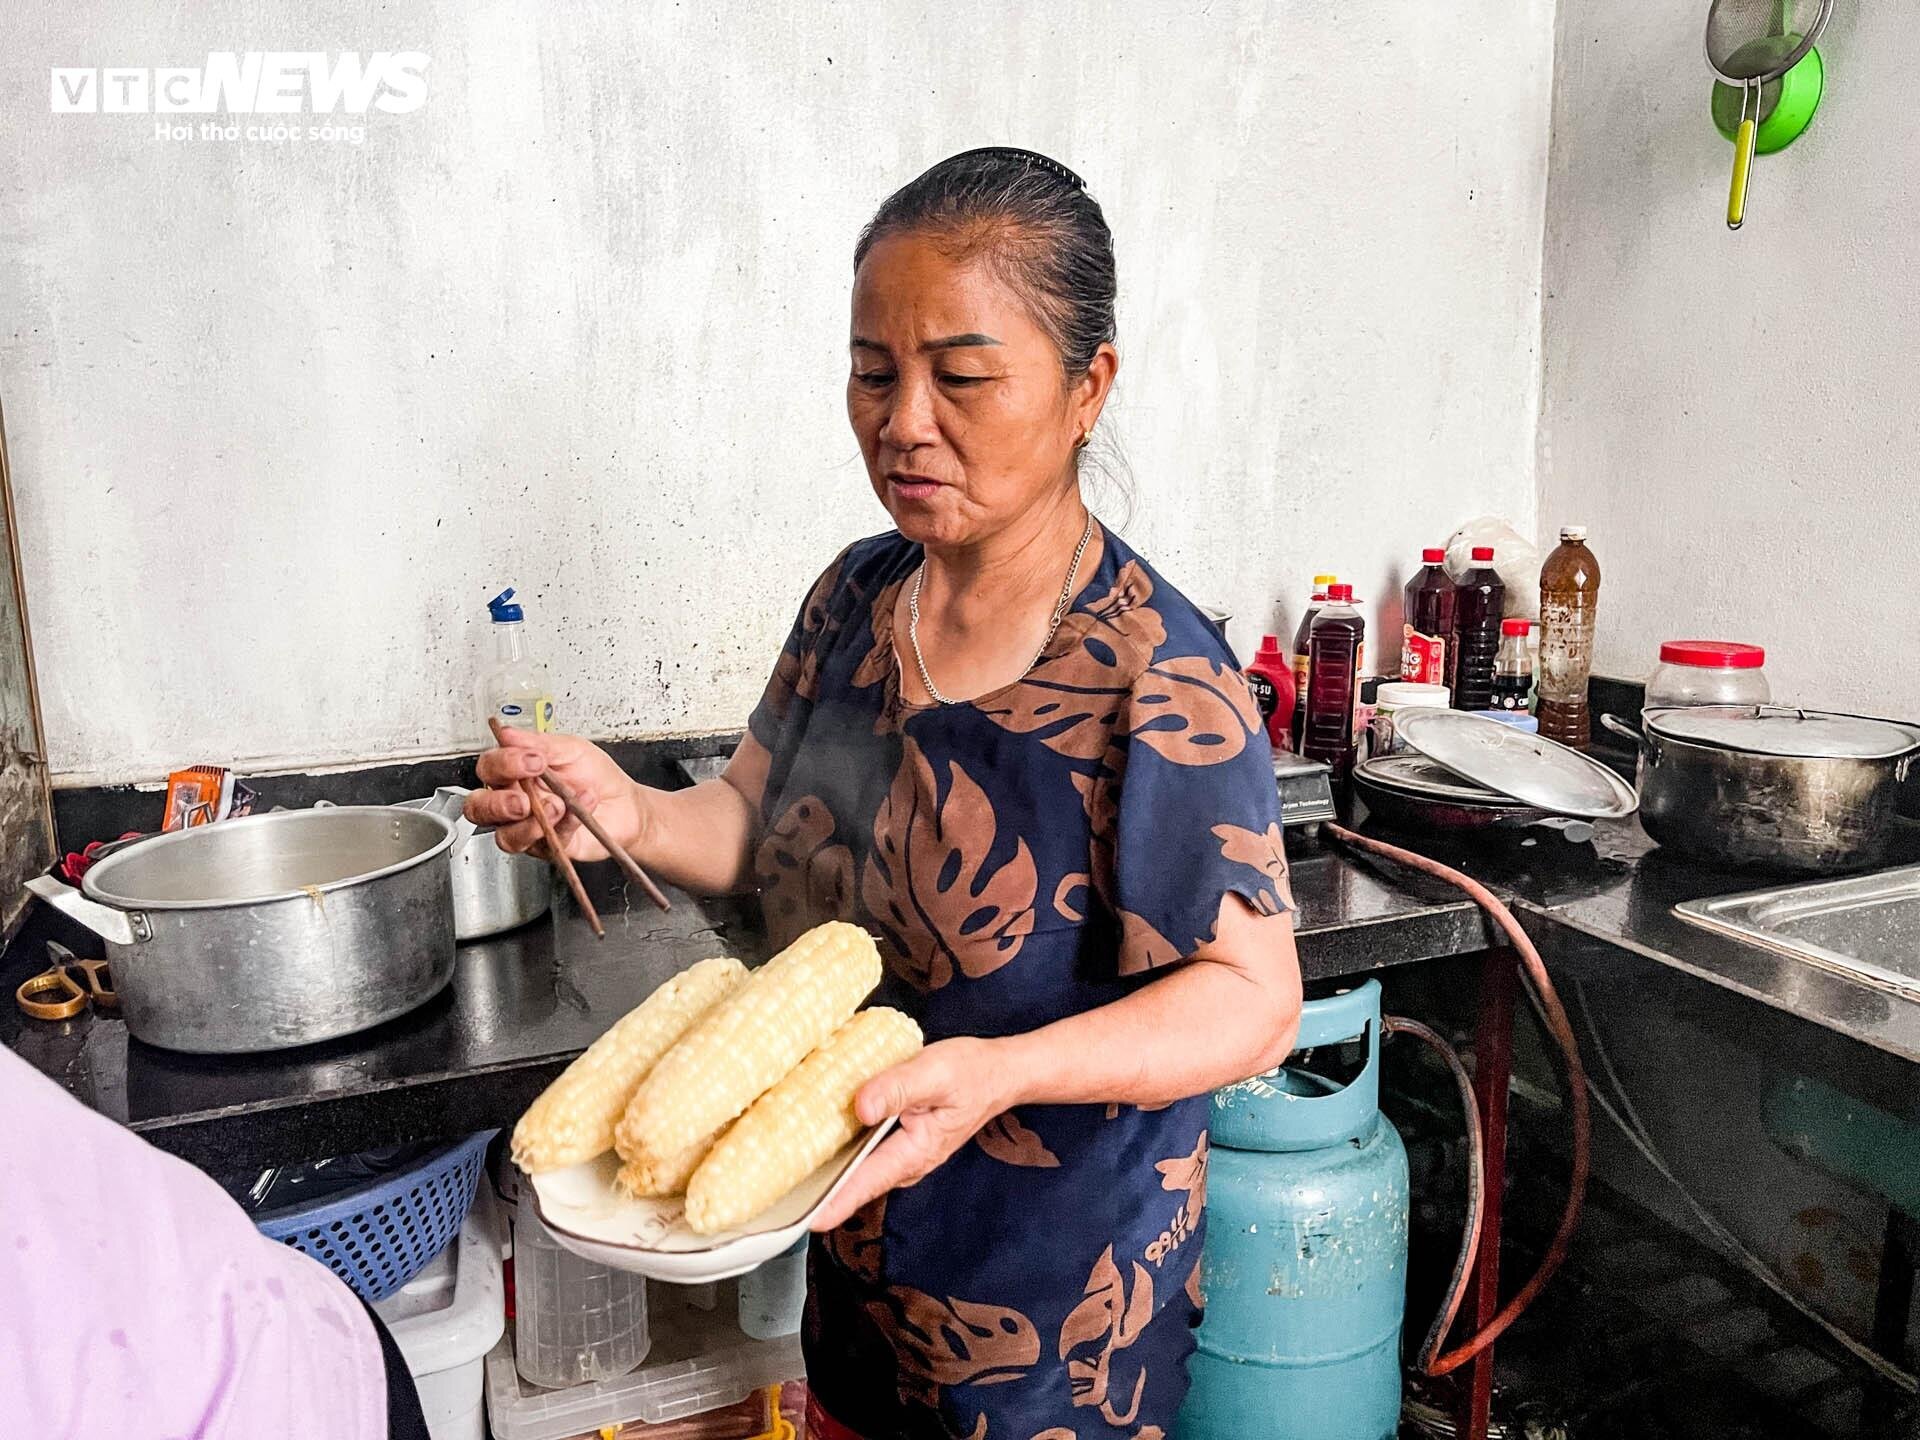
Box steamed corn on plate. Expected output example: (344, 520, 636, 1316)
(615, 1131, 720, 1198)
(686, 1006, 921, 1235)
(509, 955, 746, 1173)
(515, 921, 915, 1235)
(617, 921, 882, 1168)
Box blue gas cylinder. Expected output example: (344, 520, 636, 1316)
(1179, 980, 1408, 1440)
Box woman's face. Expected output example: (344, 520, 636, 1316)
(848, 231, 1115, 551)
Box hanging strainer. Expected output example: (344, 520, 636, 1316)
(1705, 0, 1833, 229)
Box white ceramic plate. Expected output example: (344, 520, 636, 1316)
(527, 1119, 896, 1283)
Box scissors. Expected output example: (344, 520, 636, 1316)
(15, 941, 117, 1021)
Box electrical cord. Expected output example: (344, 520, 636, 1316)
(1325, 822, 1591, 1376)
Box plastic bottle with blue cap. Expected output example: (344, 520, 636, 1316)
(478, 588, 555, 736)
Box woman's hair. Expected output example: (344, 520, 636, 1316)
(854, 147, 1117, 383)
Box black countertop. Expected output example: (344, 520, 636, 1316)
(0, 826, 1498, 1173)
(8, 791, 1917, 1174)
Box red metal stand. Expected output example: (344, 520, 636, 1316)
(1458, 945, 1518, 1440)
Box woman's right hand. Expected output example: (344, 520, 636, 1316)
(467, 729, 649, 864)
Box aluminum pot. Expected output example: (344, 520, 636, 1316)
(1601, 707, 1920, 874)
(25, 806, 456, 1054)
(400, 786, 550, 941)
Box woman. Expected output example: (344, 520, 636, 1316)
(471, 148, 1303, 1438)
(0, 1043, 431, 1440)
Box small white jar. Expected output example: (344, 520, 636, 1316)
(1370, 682, 1451, 756)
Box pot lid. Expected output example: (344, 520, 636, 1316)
(1644, 706, 1920, 760)
(1355, 754, 1531, 807)
(1393, 710, 1641, 819)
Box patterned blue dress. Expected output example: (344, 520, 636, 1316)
(747, 522, 1292, 1439)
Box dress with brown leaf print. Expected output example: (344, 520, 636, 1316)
(747, 525, 1290, 1438)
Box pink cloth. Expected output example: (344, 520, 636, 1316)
(0, 1044, 386, 1439)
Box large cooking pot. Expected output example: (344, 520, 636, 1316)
(1601, 706, 1920, 874)
(399, 786, 550, 940)
(25, 806, 456, 1054)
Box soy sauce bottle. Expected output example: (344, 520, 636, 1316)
(1492, 619, 1534, 711)
(1450, 548, 1505, 711)
(1302, 584, 1364, 774)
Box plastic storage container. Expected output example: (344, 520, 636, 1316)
(374, 1186, 507, 1440)
(1645, 641, 1771, 709)
(736, 1240, 807, 1341)
(513, 1202, 651, 1389)
(485, 1281, 805, 1439)
(1368, 682, 1449, 758)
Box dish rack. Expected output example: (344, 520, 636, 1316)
(256, 1130, 496, 1302)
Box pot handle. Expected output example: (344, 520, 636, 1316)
(1599, 712, 1659, 766)
(1599, 712, 1644, 746)
(24, 875, 144, 946)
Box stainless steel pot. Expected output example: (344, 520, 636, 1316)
(400, 787, 550, 941)
(1601, 707, 1920, 874)
(25, 806, 456, 1054)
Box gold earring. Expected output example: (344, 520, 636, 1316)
(1075, 429, 1091, 451)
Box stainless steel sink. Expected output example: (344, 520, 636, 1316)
(1676, 865, 1920, 999)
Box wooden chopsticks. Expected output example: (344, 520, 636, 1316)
(487, 719, 672, 938)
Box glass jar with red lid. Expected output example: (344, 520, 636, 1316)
(1645, 641, 1771, 709)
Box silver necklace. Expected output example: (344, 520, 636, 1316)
(906, 511, 1096, 706)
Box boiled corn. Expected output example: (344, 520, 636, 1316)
(614, 1130, 722, 1198)
(685, 1006, 921, 1235)
(618, 921, 882, 1166)
(510, 955, 747, 1173)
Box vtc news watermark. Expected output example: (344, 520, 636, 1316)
(51, 52, 430, 146)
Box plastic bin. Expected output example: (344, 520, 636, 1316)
(373, 1185, 508, 1440)
(736, 1241, 806, 1340)
(513, 1203, 651, 1388)
(486, 1280, 804, 1440)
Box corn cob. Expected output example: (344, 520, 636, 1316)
(614, 1131, 722, 1198)
(685, 1006, 921, 1235)
(510, 956, 747, 1173)
(618, 921, 882, 1167)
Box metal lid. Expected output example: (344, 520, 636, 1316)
(1355, 754, 1528, 807)
(1645, 706, 1920, 760)
(1393, 709, 1641, 819)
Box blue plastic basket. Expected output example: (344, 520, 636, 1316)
(257, 1130, 495, 1303)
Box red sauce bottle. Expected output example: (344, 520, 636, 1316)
(1244, 635, 1297, 752)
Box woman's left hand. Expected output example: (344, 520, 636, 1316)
(811, 1036, 1014, 1231)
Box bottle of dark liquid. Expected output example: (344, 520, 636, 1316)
(1492, 618, 1534, 710)
(1302, 583, 1364, 774)
(1450, 546, 1505, 711)
(1537, 526, 1602, 748)
(1400, 547, 1457, 688)
(1288, 574, 1335, 752)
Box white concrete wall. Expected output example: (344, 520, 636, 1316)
(1539, 3, 1919, 717)
(2, 1, 1554, 785)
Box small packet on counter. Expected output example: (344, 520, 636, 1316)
(162, 765, 235, 831)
